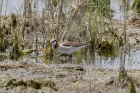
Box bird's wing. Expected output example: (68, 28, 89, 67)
(62, 42, 87, 47)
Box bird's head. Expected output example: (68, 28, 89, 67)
(50, 39, 57, 45)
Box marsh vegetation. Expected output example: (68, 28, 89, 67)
(0, 0, 140, 92)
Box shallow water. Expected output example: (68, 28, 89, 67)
(1, 48, 140, 69)
(1, 0, 139, 69)
(45, 49, 140, 69)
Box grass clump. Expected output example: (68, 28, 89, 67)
(98, 40, 113, 50)
(130, 81, 137, 93)
(10, 33, 24, 60)
(0, 31, 8, 52)
(132, 0, 140, 13)
(28, 80, 42, 90)
(45, 80, 58, 91)
(11, 13, 17, 28)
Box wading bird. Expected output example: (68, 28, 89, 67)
(50, 39, 88, 58)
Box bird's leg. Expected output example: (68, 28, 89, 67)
(59, 54, 72, 58)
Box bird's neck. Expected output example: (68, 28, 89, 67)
(53, 43, 59, 49)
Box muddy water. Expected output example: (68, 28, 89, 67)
(1, 48, 140, 69)
(35, 49, 140, 69)
(1, 0, 139, 69)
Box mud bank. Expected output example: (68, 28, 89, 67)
(0, 61, 139, 93)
